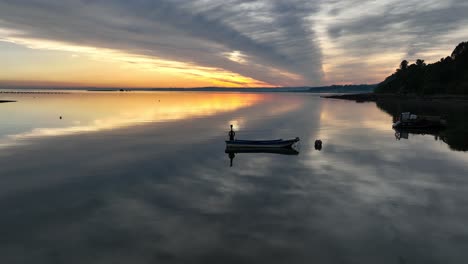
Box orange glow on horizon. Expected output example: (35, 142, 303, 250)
(0, 32, 275, 88)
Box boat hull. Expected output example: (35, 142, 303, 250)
(393, 120, 446, 129)
(225, 138, 299, 148)
(393, 113, 447, 129)
(225, 147, 299, 155)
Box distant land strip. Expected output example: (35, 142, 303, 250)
(0, 100, 16, 103)
(0, 84, 376, 94)
(0, 91, 69, 94)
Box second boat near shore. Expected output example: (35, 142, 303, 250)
(392, 112, 447, 129)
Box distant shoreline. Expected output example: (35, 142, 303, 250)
(0, 91, 69, 94)
(322, 93, 468, 103)
(0, 100, 16, 103)
(0, 84, 376, 94)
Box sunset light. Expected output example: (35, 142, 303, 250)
(0, 1, 467, 263)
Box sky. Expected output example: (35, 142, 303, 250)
(0, 0, 467, 88)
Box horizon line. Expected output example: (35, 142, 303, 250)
(0, 84, 377, 90)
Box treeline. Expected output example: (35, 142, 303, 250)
(375, 42, 468, 95)
(308, 84, 376, 93)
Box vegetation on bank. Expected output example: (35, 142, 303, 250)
(308, 84, 376, 93)
(375, 42, 468, 95)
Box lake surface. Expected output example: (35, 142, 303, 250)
(0, 91, 467, 264)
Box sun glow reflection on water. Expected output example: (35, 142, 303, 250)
(0, 92, 265, 148)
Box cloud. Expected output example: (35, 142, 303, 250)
(207, 0, 468, 83)
(319, 0, 468, 82)
(0, 0, 467, 86)
(0, 0, 324, 86)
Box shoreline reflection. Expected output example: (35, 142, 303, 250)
(394, 127, 446, 141)
(375, 99, 468, 151)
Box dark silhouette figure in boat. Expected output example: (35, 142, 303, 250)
(228, 124, 236, 141)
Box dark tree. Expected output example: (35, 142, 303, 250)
(444, 56, 453, 63)
(416, 59, 426, 67)
(400, 60, 409, 70)
(451, 41, 468, 60)
(375, 41, 468, 95)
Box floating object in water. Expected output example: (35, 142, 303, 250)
(59, 116, 62, 120)
(314, 139, 323, 150)
(393, 112, 447, 129)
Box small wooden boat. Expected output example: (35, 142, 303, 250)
(225, 137, 300, 148)
(225, 147, 299, 155)
(393, 112, 447, 129)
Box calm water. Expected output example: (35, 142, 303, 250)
(0, 91, 467, 264)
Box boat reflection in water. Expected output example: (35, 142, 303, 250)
(225, 147, 299, 167)
(392, 112, 451, 142)
(376, 99, 468, 151)
(394, 127, 447, 142)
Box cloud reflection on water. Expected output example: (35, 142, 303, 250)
(0, 93, 467, 263)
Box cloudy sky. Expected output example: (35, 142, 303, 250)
(0, 0, 467, 88)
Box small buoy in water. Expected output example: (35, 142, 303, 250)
(314, 139, 322, 151)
